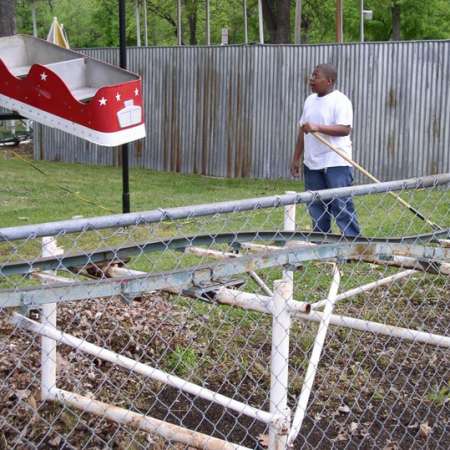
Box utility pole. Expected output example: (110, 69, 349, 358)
(143, 0, 148, 46)
(360, 0, 364, 42)
(295, 0, 302, 44)
(135, 0, 141, 46)
(336, 0, 343, 43)
(31, 0, 38, 37)
(177, 0, 182, 45)
(119, 0, 130, 213)
(206, 0, 210, 45)
(243, 0, 248, 44)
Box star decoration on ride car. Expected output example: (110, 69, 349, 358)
(99, 97, 107, 106)
(40, 72, 48, 81)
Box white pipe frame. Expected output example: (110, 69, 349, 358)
(287, 265, 340, 445)
(52, 388, 252, 450)
(40, 236, 64, 400)
(214, 287, 450, 348)
(12, 312, 279, 428)
(10, 194, 448, 450)
(268, 279, 292, 449)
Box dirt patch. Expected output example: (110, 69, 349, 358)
(0, 277, 449, 449)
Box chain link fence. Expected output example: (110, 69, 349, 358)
(1, 174, 449, 450)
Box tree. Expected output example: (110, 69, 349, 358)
(391, 0, 401, 40)
(0, 0, 16, 36)
(261, 0, 291, 43)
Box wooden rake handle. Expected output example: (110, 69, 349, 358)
(311, 132, 442, 231)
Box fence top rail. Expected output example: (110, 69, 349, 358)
(1, 174, 448, 242)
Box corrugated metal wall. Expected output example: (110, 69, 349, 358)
(33, 41, 450, 181)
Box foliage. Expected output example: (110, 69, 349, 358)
(11, 0, 450, 48)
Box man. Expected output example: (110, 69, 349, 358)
(291, 63, 361, 237)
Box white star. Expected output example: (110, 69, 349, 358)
(99, 97, 107, 106)
(134, 88, 139, 96)
(40, 72, 48, 81)
(115, 93, 121, 101)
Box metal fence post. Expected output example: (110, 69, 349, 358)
(269, 278, 292, 449)
(40, 236, 63, 400)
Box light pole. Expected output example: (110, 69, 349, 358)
(360, 0, 364, 42)
(336, 0, 343, 43)
(119, 0, 130, 213)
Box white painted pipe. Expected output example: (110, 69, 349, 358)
(216, 288, 311, 314)
(311, 269, 417, 310)
(287, 265, 340, 446)
(352, 255, 450, 275)
(12, 313, 277, 425)
(40, 236, 63, 400)
(33, 272, 74, 284)
(52, 388, 251, 450)
(283, 191, 296, 295)
(216, 288, 450, 347)
(105, 266, 147, 277)
(241, 242, 281, 252)
(315, 311, 450, 347)
(269, 279, 292, 449)
(40, 302, 57, 400)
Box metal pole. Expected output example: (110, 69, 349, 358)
(177, 0, 182, 45)
(258, 0, 264, 44)
(295, 0, 302, 44)
(31, 0, 38, 37)
(336, 0, 343, 43)
(206, 0, 211, 45)
(135, 0, 141, 46)
(143, 0, 148, 46)
(119, 0, 130, 213)
(243, 0, 248, 44)
(360, 0, 364, 42)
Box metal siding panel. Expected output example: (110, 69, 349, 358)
(33, 42, 450, 180)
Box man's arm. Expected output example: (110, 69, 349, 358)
(290, 126, 304, 177)
(301, 123, 351, 136)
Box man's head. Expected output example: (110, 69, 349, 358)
(309, 64, 337, 96)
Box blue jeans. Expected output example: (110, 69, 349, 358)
(304, 165, 361, 237)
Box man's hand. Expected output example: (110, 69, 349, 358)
(301, 122, 321, 134)
(290, 159, 300, 177)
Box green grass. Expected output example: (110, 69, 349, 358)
(0, 153, 448, 295)
(1, 155, 447, 234)
(0, 156, 306, 227)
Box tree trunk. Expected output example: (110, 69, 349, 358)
(186, 0, 197, 45)
(391, 2, 401, 41)
(261, 0, 291, 44)
(0, 0, 16, 37)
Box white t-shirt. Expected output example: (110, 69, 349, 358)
(299, 90, 353, 170)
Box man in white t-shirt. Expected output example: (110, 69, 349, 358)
(291, 63, 360, 237)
